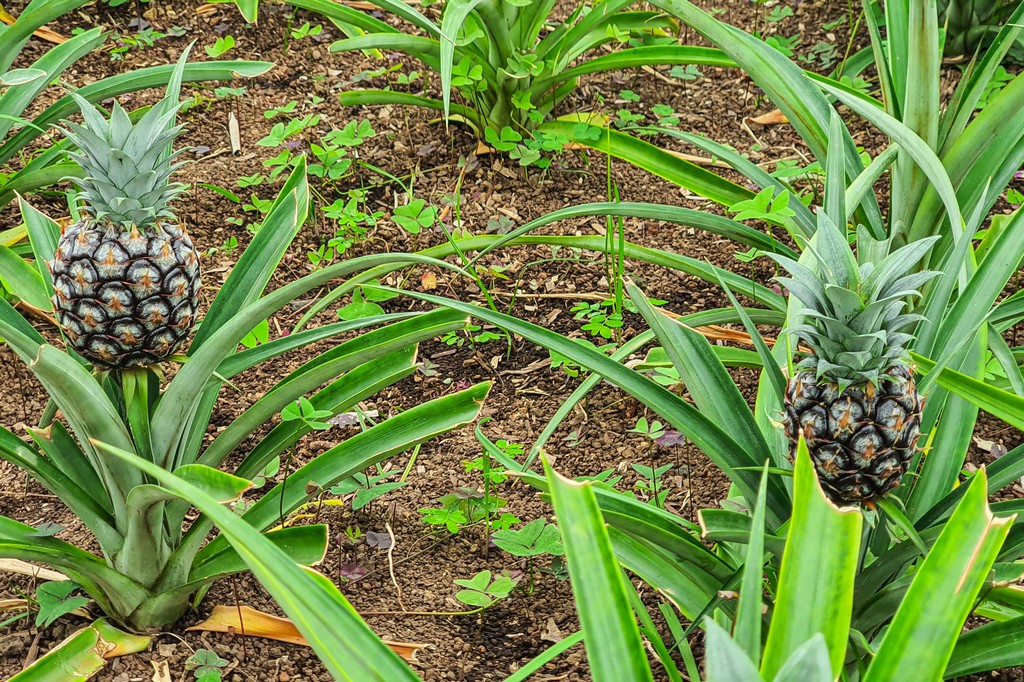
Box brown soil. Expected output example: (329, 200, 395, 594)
(0, 0, 1021, 680)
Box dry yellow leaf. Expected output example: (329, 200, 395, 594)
(188, 605, 426, 662)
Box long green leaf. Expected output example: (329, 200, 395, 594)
(0, 27, 106, 142)
(191, 159, 307, 349)
(0, 61, 273, 167)
(627, 282, 775, 470)
(198, 383, 490, 560)
(538, 120, 752, 207)
(0, 426, 118, 552)
(96, 443, 420, 681)
(818, 81, 963, 246)
(308, 0, 437, 35)
(336, 89, 488, 132)
(9, 620, 149, 682)
(733, 465, 769, 661)
(760, 439, 861, 680)
(18, 197, 60, 298)
(0, 0, 92, 73)
(945, 616, 1024, 678)
(395, 289, 790, 526)
(704, 619, 761, 682)
(200, 311, 463, 470)
(912, 353, 1024, 430)
(0, 243, 49, 310)
(865, 469, 1013, 681)
(545, 459, 654, 682)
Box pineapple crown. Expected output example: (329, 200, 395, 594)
(61, 46, 193, 230)
(770, 212, 940, 388)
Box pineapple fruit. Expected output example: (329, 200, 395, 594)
(772, 216, 938, 505)
(50, 78, 199, 369)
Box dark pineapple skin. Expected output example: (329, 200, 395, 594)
(783, 366, 923, 505)
(51, 221, 200, 369)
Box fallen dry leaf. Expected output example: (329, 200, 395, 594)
(474, 140, 497, 156)
(747, 109, 789, 125)
(188, 605, 426, 662)
(150, 660, 171, 682)
(421, 271, 438, 290)
(0, 558, 67, 582)
(541, 618, 563, 643)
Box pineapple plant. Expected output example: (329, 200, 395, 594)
(938, 0, 1018, 59)
(772, 215, 939, 505)
(49, 64, 199, 369)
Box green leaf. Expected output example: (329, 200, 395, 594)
(538, 120, 752, 207)
(704, 618, 761, 682)
(733, 465, 769, 662)
(339, 289, 385, 320)
(912, 353, 1024, 431)
(190, 159, 308, 351)
(17, 197, 60, 298)
(491, 518, 564, 557)
(93, 443, 421, 681)
(231, 0, 258, 22)
(946, 616, 1024, 678)
(396, 289, 790, 526)
(0, 243, 49, 310)
(0, 60, 273, 169)
(0, 26, 105, 143)
(336, 90, 487, 134)
(772, 635, 832, 682)
(760, 438, 861, 680)
(545, 459, 654, 682)
(9, 619, 149, 682)
(626, 282, 778, 472)
(34, 581, 89, 628)
(187, 525, 328, 583)
(198, 383, 490, 559)
(818, 80, 963, 246)
(865, 469, 1013, 681)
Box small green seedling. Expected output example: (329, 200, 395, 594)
(278, 398, 333, 525)
(629, 417, 666, 440)
(393, 199, 437, 235)
(633, 463, 673, 507)
(491, 518, 564, 557)
(239, 319, 270, 349)
(453, 570, 518, 609)
(35, 581, 89, 628)
(205, 35, 235, 58)
(290, 22, 323, 40)
(419, 503, 468, 534)
(728, 186, 797, 228)
(186, 649, 229, 682)
(330, 470, 407, 511)
(281, 398, 332, 431)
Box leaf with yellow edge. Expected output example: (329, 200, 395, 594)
(9, 619, 150, 682)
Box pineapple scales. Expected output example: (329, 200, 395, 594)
(772, 214, 939, 505)
(49, 58, 199, 369)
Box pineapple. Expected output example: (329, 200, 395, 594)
(50, 81, 199, 369)
(772, 215, 938, 505)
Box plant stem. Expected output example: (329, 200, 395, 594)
(279, 442, 297, 529)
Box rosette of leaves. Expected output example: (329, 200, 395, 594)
(320, 0, 735, 137)
(939, 0, 1022, 59)
(0, 0, 269, 308)
(0, 159, 489, 630)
